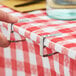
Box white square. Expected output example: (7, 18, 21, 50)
(42, 57, 50, 69)
(55, 43, 63, 53)
(5, 68, 12, 76)
(31, 23, 44, 27)
(4, 47, 11, 59)
(16, 50, 24, 62)
(64, 66, 70, 76)
(44, 39, 50, 47)
(63, 24, 76, 29)
(1, 24, 11, 40)
(1, 26, 8, 38)
(68, 49, 76, 59)
(17, 71, 25, 76)
(40, 16, 50, 20)
(54, 61, 60, 74)
(19, 28, 26, 36)
(42, 27, 56, 32)
(30, 32, 37, 41)
(29, 52, 37, 65)
(51, 21, 65, 24)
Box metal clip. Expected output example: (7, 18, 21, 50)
(40, 33, 61, 57)
(10, 39, 26, 43)
(10, 24, 59, 56)
(10, 24, 26, 43)
(11, 24, 14, 33)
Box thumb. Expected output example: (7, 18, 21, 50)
(0, 10, 18, 23)
(0, 33, 10, 47)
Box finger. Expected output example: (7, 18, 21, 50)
(0, 33, 10, 47)
(0, 10, 18, 23)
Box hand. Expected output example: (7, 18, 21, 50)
(0, 10, 18, 47)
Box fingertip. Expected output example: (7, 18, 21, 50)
(2, 41, 10, 47)
(8, 15, 18, 23)
(0, 10, 18, 23)
(0, 33, 10, 47)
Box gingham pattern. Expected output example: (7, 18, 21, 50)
(0, 4, 76, 76)
(0, 32, 75, 76)
(12, 10, 76, 60)
(0, 21, 11, 40)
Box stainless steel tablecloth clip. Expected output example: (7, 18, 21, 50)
(40, 33, 61, 57)
(11, 24, 14, 33)
(10, 24, 26, 43)
(11, 24, 59, 57)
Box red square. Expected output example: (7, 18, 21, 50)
(0, 57, 5, 68)
(59, 28, 73, 33)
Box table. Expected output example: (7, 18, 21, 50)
(0, 4, 76, 76)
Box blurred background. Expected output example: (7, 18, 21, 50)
(0, 0, 46, 12)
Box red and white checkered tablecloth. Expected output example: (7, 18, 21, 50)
(0, 4, 76, 76)
(13, 10, 76, 60)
